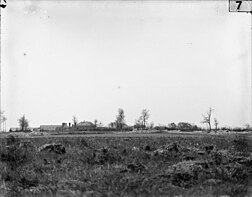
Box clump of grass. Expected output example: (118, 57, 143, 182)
(0, 135, 38, 197)
(232, 135, 251, 156)
(79, 138, 89, 148)
(1, 136, 32, 170)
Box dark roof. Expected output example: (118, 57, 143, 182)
(77, 121, 94, 127)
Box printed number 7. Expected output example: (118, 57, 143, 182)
(236, 1, 242, 10)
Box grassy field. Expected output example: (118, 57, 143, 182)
(0, 133, 252, 197)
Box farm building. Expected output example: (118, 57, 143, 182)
(76, 121, 95, 131)
(40, 125, 61, 132)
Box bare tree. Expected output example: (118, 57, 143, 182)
(149, 122, 154, 129)
(72, 115, 78, 127)
(94, 119, 98, 128)
(2, 116, 7, 132)
(141, 109, 150, 128)
(0, 111, 7, 132)
(214, 118, 219, 133)
(245, 124, 250, 131)
(201, 107, 213, 132)
(98, 121, 103, 127)
(18, 115, 29, 131)
(115, 108, 125, 131)
(108, 122, 116, 128)
(134, 118, 142, 130)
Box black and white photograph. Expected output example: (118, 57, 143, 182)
(0, 0, 252, 196)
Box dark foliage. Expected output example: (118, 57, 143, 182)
(177, 122, 199, 132)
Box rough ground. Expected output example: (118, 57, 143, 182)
(0, 134, 251, 197)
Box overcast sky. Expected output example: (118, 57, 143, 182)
(1, 0, 251, 129)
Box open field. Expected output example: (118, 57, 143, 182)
(0, 133, 252, 197)
(1, 130, 252, 138)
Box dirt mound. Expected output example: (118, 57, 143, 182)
(152, 142, 252, 188)
(166, 158, 250, 188)
(153, 142, 182, 156)
(166, 160, 211, 188)
(39, 143, 66, 154)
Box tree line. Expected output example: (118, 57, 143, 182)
(6, 107, 252, 132)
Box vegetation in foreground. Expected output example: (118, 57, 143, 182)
(0, 134, 252, 197)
